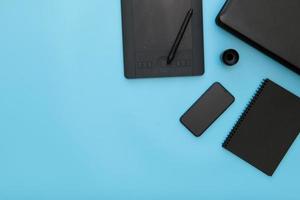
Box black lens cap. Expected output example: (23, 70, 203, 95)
(222, 49, 239, 66)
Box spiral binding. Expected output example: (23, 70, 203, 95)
(223, 79, 270, 147)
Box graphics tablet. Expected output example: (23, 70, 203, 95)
(121, 0, 204, 78)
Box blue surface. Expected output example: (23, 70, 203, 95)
(0, 0, 299, 199)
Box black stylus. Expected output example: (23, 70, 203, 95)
(167, 9, 193, 65)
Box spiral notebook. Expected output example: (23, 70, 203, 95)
(121, 0, 204, 78)
(223, 79, 300, 176)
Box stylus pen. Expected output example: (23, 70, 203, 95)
(167, 9, 193, 64)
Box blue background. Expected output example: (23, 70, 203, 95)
(0, 0, 299, 199)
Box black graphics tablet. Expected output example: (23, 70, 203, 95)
(121, 0, 204, 78)
(217, 0, 300, 75)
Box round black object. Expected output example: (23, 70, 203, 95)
(222, 49, 239, 66)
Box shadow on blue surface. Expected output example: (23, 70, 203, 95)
(0, 0, 299, 199)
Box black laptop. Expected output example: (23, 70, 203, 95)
(217, 0, 300, 75)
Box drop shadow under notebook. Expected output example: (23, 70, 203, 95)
(223, 79, 300, 176)
(217, 0, 300, 75)
(121, 0, 204, 78)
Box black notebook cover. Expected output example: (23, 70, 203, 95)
(121, 0, 204, 78)
(223, 79, 300, 176)
(216, 0, 300, 75)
